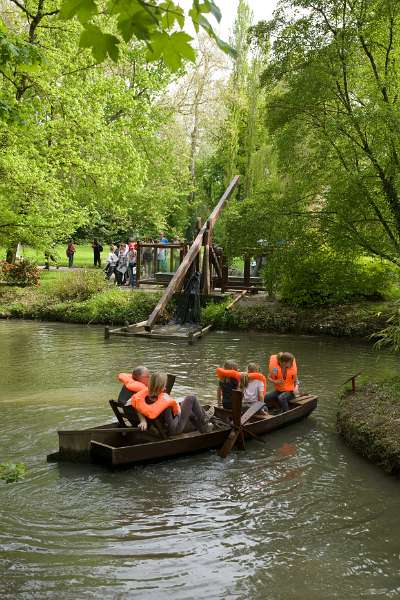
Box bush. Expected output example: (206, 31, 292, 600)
(264, 249, 395, 307)
(53, 269, 108, 302)
(0, 259, 40, 287)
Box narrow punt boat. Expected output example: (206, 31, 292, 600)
(47, 393, 318, 468)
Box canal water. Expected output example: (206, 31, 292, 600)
(0, 320, 399, 600)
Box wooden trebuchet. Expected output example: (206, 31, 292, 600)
(145, 175, 240, 331)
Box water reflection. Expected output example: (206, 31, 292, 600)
(0, 320, 399, 600)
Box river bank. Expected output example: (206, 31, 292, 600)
(0, 270, 392, 338)
(337, 378, 400, 474)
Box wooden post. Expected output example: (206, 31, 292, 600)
(136, 241, 141, 288)
(201, 221, 211, 295)
(244, 256, 251, 288)
(221, 253, 228, 293)
(195, 218, 202, 272)
(153, 246, 157, 277)
(169, 247, 174, 273)
(145, 176, 240, 330)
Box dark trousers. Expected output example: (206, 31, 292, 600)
(264, 390, 295, 412)
(94, 251, 101, 267)
(68, 253, 74, 268)
(163, 395, 208, 435)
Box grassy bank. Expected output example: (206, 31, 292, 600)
(0, 271, 167, 325)
(337, 377, 400, 474)
(0, 269, 393, 336)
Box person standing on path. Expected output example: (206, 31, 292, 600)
(66, 240, 76, 268)
(92, 239, 103, 267)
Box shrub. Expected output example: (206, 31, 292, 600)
(0, 259, 40, 287)
(264, 248, 395, 307)
(54, 269, 108, 302)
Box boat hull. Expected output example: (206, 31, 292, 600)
(48, 396, 317, 467)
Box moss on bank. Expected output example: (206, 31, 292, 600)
(337, 379, 400, 474)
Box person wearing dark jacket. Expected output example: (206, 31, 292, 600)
(92, 239, 103, 267)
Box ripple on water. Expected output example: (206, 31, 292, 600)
(1, 322, 400, 600)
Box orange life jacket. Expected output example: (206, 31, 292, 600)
(117, 373, 147, 394)
(268, 355, 297, 392)
(131, 389, 180, 420)
(215, 368, 267, 395)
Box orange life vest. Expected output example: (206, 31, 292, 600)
(117, 373, 147, 394)
(131, 389, 180, 420)
(268, 355, 297, 392)
(215, 368, 267, 395)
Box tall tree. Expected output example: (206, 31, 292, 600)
(259, 0, 400, 266)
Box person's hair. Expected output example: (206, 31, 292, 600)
(277, 352, 294, 366)
(223, 359, 238, 384)
(239, 363, 260, 390)
(131, 366, 148, 380)
(148, 372, 167, 398)
(239, 373, 248, 391)
(224, 359, 238, 371)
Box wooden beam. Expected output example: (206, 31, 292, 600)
(225, 290, 247, 311)
(136, 242, 141, 288)
(145, 176, 240, 330)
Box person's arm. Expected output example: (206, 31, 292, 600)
(267, 374, 283, 384)
(136, 411, 147, 431)
(257, 382, 264, 402)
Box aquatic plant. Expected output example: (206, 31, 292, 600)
(0, 462, 27, 483)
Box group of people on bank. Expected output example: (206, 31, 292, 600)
(117, 352, 298, 437)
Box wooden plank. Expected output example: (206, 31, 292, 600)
(225, 290, 247, 311)
(146, 176, 240, 331)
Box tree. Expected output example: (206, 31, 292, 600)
(258, 0, 400, 266)
(59, 0, 233, 68)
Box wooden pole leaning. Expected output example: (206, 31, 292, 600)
(145, 175, 240, 331)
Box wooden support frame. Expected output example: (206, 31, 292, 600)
(145, 176, 240, 331)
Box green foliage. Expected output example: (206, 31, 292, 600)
(59, 0, 234, 69)
(201, 299, 228, 325)
(0, 462, 27, 483)
(0, 259, 40, 287)
(264, 244, 395, 307)
(258, 0, 400, 267)
(53, 270, 108, 302)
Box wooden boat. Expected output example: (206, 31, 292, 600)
(47, 393, 318, 468)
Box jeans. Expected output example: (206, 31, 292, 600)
(264, 390, 295, 412)
(128, 263, 136, 287)
(68, 253, 74, 268)
(162, 395, 208, 435)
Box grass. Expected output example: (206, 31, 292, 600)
(0, 244, 98, 268)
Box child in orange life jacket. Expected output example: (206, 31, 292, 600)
(239, 363, 268, 415)
(217, 359, 239, 410)
(133, 372, 212, 435)
(265, 352, 298, 413)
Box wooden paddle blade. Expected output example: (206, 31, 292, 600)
(218, 429, 240, 458)
(241, 401, 265, 425)
(231, 389, 243, 429)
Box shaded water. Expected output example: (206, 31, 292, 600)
(0, 320, 399, 600)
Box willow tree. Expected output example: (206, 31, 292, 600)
(260, 0, 400, 266)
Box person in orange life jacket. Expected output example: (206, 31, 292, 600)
(265, 352, 298, 412)
(117, 366, 150, 405)
(132, 372, 212, 435)
(216, 359, 240, 410)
